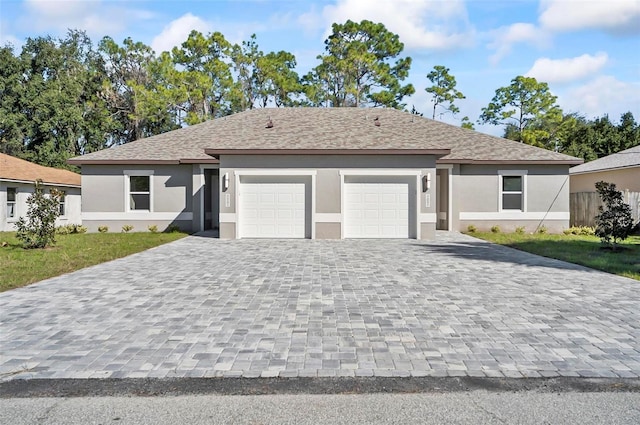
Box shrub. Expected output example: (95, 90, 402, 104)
(564, 226, 595, 236)
(537, 225, 548, 234)
(121, 225, 134, 233)
(515, 226, 525, 235)
(15, 180, 61, 249)
(56, 224, 87, 234)
(490, 225, 501, 234)
(148, 225, 159, 233)
(594, 181, 633, 249)
(98, 225, 109, 233)
(466, 224, 477, 233)
(165, 224, 181, 233)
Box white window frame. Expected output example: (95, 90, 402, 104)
(124, 170, 154, 212)
(6, 187, 17, 220)
(498, 170, 527, 212)
(50, 189, 67, 217)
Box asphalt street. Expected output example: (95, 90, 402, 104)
(1, 392, 639, 425)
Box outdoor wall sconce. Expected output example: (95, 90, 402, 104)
(423, 172, 431, 192)
(222, 172, 229, 191)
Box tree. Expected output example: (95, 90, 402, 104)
(0, 44, 27, 157)
(461, 116, 474, 130)
(3, 31, 115, 167)
(425, 65, 465, 120)
(15, 180, 61, 249)
(594, 181, 634, 250)
(255, 50, 302, 107)
(99, 36, 179, 144)
(479, 76, 562, 144)
(304, 20, 414, 108)
(171, 30, 236, 123)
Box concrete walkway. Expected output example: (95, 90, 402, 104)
(1, 232, 638, 381)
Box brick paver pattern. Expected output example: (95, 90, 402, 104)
(1, 232, 638, 380)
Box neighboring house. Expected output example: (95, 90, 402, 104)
(569, 145, 640, 227)
(0, 153, 82, 231)
(570, 145, 640, 193)
(68, 108, 581, 239)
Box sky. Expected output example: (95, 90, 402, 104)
(1, 0, 639, 136)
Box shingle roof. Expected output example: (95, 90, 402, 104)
(570, 145, 640, 174)
(0, 154, 81, 187)
(69, 108, 582, 165)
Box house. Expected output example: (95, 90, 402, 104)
(570, 145, 640, 193)
(1, 153, 82, 231)
(569, 145, 640, 227)
(68, 108, 582, 238)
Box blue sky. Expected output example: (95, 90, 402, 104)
(1, 0, 639, 136)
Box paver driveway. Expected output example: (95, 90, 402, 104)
(1, 232, 638, 381)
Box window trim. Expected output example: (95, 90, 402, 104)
(57, 190, 66, 217)
(6, 187, 17, 220)
(498, 170, 527, 212)
(124, 170, 154, 212)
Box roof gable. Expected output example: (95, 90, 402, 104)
(0, 154, 81, 186)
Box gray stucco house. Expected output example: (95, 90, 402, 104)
(68, 108, 582, 239)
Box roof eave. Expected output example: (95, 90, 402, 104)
(0, 177, 81, 188)
(438, 159, 584, 165)
(570, 163, 640, 175)
(67, 159, 181, 165)
(205, 149, 451, 156)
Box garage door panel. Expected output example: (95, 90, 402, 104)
(345, 182, 409, 238)
(240, 182, 306, 238)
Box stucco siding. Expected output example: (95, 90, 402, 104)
(454, 164, 571, 232)
(570, 167, 640, 193)
(219, 154, 436, 239)
(81, 164, 193, 214)
(1, 181, 81, 231)
(80, 164, 195, 232)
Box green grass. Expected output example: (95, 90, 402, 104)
(469, 232, 640, 281)
(0, 232, 187, 292)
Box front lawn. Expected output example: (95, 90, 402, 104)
(469, 232, 640, 281)
(0, 232, 187, 292)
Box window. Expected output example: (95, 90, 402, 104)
(499, 171, 526, 211)
(129, 175, 150, 210)
(58, 190, 66, 216)
(6, 187, 16, 218)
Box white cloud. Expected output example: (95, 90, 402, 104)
(560, 76, 640, 118)
(151, 14, 212, 54)
(0, 33, 22, 49)
(539, 0, 640, 34)
(488, 23, 550, 65)
(21, 0, 153, 38)
(304, 0, 474, 50)
(525, 52, 608, 84)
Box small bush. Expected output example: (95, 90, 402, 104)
(148, 225, 159, 233)
(564, 226, 595, 236)
(537, 225, 548, 234)
(490, 225, 501, 234)
(121, 225, 134, 233)
(165, 224, 181, 233)
(16, 180, 61, 249)
(55, 225, 72, 235)
(56, 224, 87, 234)
(515, 226, 525, 235)
(98, 225, 109, 233)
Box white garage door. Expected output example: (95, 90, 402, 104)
(344, 182, 409, 238)
(239, 182, 306, 238)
